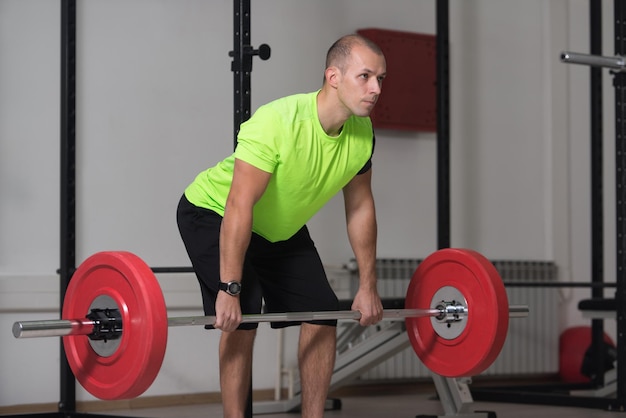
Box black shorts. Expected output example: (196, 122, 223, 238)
(176, 195, 339, 330)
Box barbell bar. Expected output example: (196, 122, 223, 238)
(13, 305, 529, 339)
(11, 248, 528, 400)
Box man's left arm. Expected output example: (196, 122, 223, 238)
(343, 169, 383, 326)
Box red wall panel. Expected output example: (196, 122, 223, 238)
(358, 28, 437, 132)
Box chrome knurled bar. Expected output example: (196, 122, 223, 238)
(167, 308, 441, 327)
(13, 305, 529, 339)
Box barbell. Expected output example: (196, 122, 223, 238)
(12, 248, 528, 400)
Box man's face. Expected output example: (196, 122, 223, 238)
(336, 45, 387, 118)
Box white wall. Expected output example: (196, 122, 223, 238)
(0, 0, 616, 408)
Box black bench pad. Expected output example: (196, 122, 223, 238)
(578, 298, 617, 312)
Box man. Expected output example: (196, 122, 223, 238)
(177, 33, 386, 418)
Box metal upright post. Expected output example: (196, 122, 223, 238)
(59, 0, 77, 413)
(589, 0, 606, 389)
(614, 0, 626, 409)
(436, 0, 451, 250)
(231, 0, 251, 148)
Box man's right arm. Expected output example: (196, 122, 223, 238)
(214, 158, 271, 332)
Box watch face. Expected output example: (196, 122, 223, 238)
(228, 281, 241, 295)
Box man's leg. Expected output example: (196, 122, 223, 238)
(298, 323, 337, 418)
(220, 329, 257, 418)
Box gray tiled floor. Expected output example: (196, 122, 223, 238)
(101, 387, 626, 418)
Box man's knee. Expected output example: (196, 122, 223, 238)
(299, 323, 337, 347)
(220, 329, 257, 349)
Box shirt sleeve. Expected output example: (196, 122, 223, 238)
(234, 105, 281, 174)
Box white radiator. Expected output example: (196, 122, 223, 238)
(347, 258, 559, 380)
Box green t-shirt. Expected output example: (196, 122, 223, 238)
(184, 91, 374, 242)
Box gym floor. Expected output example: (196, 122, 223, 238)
(97, 383, 625, 418)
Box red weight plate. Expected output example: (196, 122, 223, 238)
(405, 248, 509, 377)
(62, 251, 168, 400)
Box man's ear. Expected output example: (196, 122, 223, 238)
(325, 66, 340, 88)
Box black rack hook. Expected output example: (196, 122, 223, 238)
(229, 43, 271, 72)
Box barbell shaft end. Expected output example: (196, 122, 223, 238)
(508, 305, 529, 318)
(12, 319, 95, 339)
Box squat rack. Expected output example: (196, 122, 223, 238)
(51, 0, 626, 414)
(24, 0, 625, 416)
(473, 0, 626, 411)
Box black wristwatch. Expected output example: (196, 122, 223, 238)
(218, 281, 242, 296)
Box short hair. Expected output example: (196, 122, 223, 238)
(325, 34, 384, 73)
